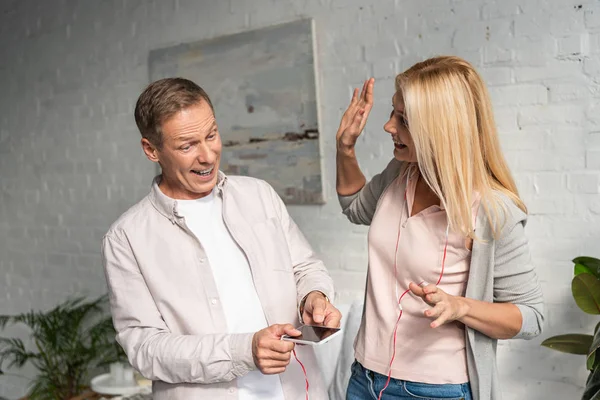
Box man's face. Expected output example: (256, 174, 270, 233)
(142, 101, 222, 200)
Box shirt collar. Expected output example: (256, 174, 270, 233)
(148, 170, 228, 222)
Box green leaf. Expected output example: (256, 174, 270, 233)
(541, 334, 593, 355)
(573, 274, 600, 314)
(577, 264, 597, 277)
(589, 327, 600, 370)
(584, 365, 600, 400)
(574, 257, 600, 279)
(0, 294, 118, 398)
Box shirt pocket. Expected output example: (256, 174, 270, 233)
(251, 217, 293, 272)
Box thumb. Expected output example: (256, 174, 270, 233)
(409, 282, 424, 296)
(271, 324, 301, 338)
(310, 299, 327, 324)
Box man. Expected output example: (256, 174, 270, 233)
(102, 78, 341, 399)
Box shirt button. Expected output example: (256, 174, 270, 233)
(229, 388, 235, 394)
(211, 298, 217, 305)
(199, 258, 206, 264)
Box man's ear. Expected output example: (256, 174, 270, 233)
(141, 138, 159, 162)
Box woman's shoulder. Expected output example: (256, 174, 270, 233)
(381, 158, 404, 178)
(478, 190, 528, 237)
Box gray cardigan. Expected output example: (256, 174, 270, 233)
(338, 158, 545, 400)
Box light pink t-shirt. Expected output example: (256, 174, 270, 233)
(355, 167, 479, 384)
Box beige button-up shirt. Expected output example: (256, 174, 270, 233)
(102, 172, 334, 400)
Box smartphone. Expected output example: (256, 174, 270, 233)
(281, 324, 342, 345)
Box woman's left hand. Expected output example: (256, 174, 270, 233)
(409, 283, 471, 328)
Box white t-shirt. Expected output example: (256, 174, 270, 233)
(177, 190, 285, 400)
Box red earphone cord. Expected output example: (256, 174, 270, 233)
(377, 185, 449, 400)
(294, 176, 450, 400)
(293, 348, 309, 400)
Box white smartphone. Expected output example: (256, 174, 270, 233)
(281, 325, 342, 346)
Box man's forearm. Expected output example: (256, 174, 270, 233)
(119, 327, 256, 384)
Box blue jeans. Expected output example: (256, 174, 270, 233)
(346, 361, 472, 400)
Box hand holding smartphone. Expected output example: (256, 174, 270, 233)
(281, 324, 342, 346)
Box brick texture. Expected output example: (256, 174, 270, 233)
(1, 0, 599, 398)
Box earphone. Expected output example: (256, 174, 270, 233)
(378, 170, 450, 400)
(293, 349, 309, 400)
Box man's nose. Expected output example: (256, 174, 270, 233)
(196, 144, 215, 164)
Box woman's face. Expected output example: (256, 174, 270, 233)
(384, 92, 418, 163)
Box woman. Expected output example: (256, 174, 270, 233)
(336, 56, 544, 400)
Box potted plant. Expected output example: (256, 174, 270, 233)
(541, 257, 600, 400)
(0, 295, 126, 400)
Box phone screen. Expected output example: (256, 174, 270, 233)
(292, 325, 341, 343)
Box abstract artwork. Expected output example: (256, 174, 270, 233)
(149, 19, 324, 204)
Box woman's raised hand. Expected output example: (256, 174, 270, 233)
(336, 78, 374, 150)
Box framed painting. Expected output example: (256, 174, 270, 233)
(149, 19, 324, 204)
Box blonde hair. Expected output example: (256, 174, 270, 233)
(395, 56, 526, 238)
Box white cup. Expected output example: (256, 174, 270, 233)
(109, 362, 124, 382)
(122, 367, 135, 384)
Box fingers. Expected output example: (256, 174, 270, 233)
(302, 310, 314, 325)
(425, 292, 442, 304)
(338, 89, 362, 136)
(365, 78, 374, 106)
(336, 78, 374, 143)
(270, 323, 300, 338)
(270, 339, 295, 354)
(266, 345, 294, 359)
(261, 366, 287, 375)
(424, 302, 444, 318)
(349, 108, 365, 132)
(360, 78, 374, 105)
(408, 282, 425, 297)
(283, 324, 301, 337)
(255, 340, 294, 361)
(423, 301, 449, 329)
(253, 325, 297, 375)
(412, 284, 441, 308)
(349, 79, 373, 114)
(324, 307, 343, 328)
(255, 328, 296, 351)
(359, 78, 374, 100)
(254, 350, 292, 374)
(309, 297, 327, 324)
(351, 87, 359, 105)
(359, 79, 368, 102)
(408, 282, 462, 329)
(422, 284, 438, 295)
(419, 289, 458, 328)
(410, 283, 439, 298)
(431, 310, 452, 329)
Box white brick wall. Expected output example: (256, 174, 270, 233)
(1, 0, 599, 398)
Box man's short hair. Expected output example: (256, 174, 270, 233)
(134, 77, 214, 147)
